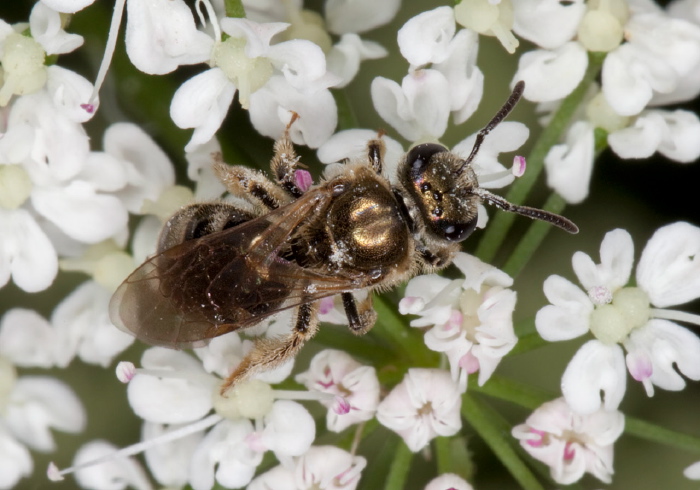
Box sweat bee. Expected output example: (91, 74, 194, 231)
(109, 81, 577, 393)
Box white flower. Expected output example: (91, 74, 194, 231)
(160, 13, 339, 151)
(371, 6, 484, 142)
(295, 350, 380, 432)
(684, 460, 700, 480)
(543, 120, 595, 204)
(512, 397, 624, 485)
(535, 224, 700, 414)
(400, 253, 518, 392)
(248, 445, 367, 490)
(72, 441, 153, 490)
(0, 352, 86, 489)
(114, 336, 315, 489)
(376, 368, 462, 452)
(425, 473, 474, 490)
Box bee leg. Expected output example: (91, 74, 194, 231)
(341, 292, 377, 335)
(270, 112, 307, 199)
(366, 136, 386, 175)
(213, 163, 290, 210)
(220, 301, 319, 395)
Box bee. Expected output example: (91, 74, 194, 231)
(109, 81, 577, 394)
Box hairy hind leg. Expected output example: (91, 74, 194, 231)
(220, 301, 318, 395)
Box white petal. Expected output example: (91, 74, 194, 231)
(189, 419, 259, 490)
(267, 39, 330, 91)
(103, 122, 175, 213)
(294, 446, 366, 489)
(262, 400, 315, 457)
(572, 228, 634, 292)
(46, 66, 97, 122)
(248, 75, 337, 148)
(453, 252, 514, 290)
(0, 308, 55, 367)
(608, 111, 665, 159)
(326, 34, 387, 88)
(74, 440, 153, 490)
(397, 6, 455, 67)
(325, 0, 401, 35)
(514, 42, 588, 102)
(625, 319, 700, 392)
(316, 129, 404, 180)
(143, 422, 202, 488)
(636, 221, 700, 307)
(425, 473, 473, 490)
(0, 429, 32, 489)
(512, 0, 585, 49)
(125, 0, 213, 75)
(544, 120, 595, 204)
(561, 340, 627, 414)
(371, 70, 450, 141)
(30, 2, 84, 54)
(536, 275, 592, 341)
(685, 461, 700, 480)
(219, 18, 289, 58)
(655, 109, 700, 162)
(602, 43, 677, 116)
(170, 68, 236, 153)
(52, 281, 134, 367)
(433, 29, 484, 125)
(7, 376, 85, 451)
(32, 181, 128, 243)
(0, 209, 58, 292)
(127, 348, 215, 424)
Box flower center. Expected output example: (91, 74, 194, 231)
(589, 287, 651, 344)
(212, 379, 274, 420)
(578, 0, 629, 53)
(0, 32, 47, 106)
(211, 37, 273, 110)
(0, 164, 32, 209)
(284, 8, 333, 53)
(454, 0, 519, 54)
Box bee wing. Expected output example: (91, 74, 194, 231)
(109, 188, 374, 349)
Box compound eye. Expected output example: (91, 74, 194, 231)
(439, 215, 478, 242)
(407, 143, 448, 178)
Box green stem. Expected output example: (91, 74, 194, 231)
(373, 296, 439, 368)
(434, 436, 474, 481)
(502, 192, 568, 278)
(626, 416, 700, 454)
(383, 440, 413, 490)
(471, 374, 550, 410)
(333, 89, 360, 130)
(462, 394, 545, 490)
(475, 52, 605, 264)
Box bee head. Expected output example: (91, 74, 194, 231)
(400, 143, 481, 242)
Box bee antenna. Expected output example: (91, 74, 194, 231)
(473, 187, 579, 234)
(456, 81, 526, 176)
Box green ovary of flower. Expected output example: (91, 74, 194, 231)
(213, 38, 273, 110)
(0, 164, 33, 210)
(0, 32, 47, 106)
(285, 9, 333, 53)
(589, 287, 651, 344)
(0, 357, 17, 411)
(212, 379, 274, 420)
